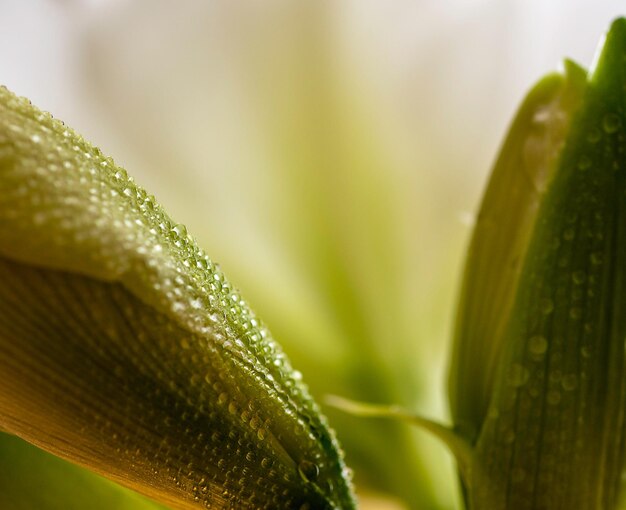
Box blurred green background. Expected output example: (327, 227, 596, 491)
(0, 1, 624, 508)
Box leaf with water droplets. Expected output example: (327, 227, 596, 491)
(0, 85, 356, 509)
(449, 59, 587, 442)
(459, 17, 626, 509)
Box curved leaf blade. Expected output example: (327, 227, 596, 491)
(0, 86, 356, 509)
(470, 18, 626, 509)
(449, 60, 587, 442)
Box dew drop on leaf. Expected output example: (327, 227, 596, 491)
(528, 335, 548, 356)
(298, 460, 320, 483)
(602, 112, 622, 133)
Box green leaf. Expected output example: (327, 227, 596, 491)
(462, 17, 626, 509)
(449, 59, 587, 443)
(0, 86, 356, 509)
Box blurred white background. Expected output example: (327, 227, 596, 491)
(1, 1, 625, 508)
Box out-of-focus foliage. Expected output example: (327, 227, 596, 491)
(0, 433, 168, 510)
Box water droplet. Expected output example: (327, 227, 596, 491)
(591, 252, 603, 265)
(528, 335, 548, 355)
(298, 460, 320, 483)
(172, 223, 187, 238)
(549, 369, 562, 385)
(507, 364, 529, 388)
(603, 113, 621, 134)
(572, 271, 586, 285)
(570, 307, 582, 320)
(249, 416, 261, 431)
(114, 169, 128, 181)
(561, 374, 578, 391)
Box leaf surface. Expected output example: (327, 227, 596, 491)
(0, 86, 356, 510)
(449, 60, 587, 442)
(469, 18, 626, 509)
